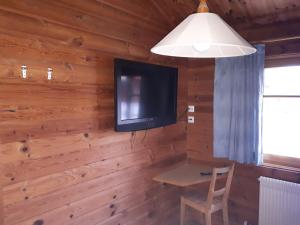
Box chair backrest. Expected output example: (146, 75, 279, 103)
(206, 164, 235, 206)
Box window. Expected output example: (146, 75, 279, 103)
(263, 66, 300, 166)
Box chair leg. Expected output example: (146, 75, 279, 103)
(223, 204, 229, 225)
(180, 199, 185, 225)
(205, 212, 212, 225)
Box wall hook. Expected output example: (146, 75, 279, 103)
(21, 65, 27, 79)
(47, 68, 53, 80)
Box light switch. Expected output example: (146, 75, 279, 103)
(188, 105, 195, 113)
(188, 116, 194, 124)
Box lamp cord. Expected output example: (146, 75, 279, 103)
(177, 108, 188, 122)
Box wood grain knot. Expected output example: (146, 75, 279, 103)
(20, 146, 29, 153)
(64, 63, 73, 70)
(76, 15, 84, 20)
(110, 210, 116, 216)
(148, 211, 154, 218)
(72, 37, 84, 47)
(33, 219, 44, 225)
(85, 56, 92, 62)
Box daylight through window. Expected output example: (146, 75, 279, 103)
(263, 66, 300, 159)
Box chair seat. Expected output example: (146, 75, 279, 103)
(182, 192, 223, 213)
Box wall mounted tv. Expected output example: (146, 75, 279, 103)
(114, 59, 178, 132)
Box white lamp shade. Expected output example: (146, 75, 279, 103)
(151, 13, 256, 58)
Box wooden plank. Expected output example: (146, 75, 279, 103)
(11, 179, 178, 225)
(3, 151, 148, 206)
(63, 186, 179, 225)
(0, 117, 114, 145)
(0, 25, 185, 68)
(264, 154, 300, 169)
(0, 0, 162, 48)
(200, 0, 300, 31)
(244, 20, 300, 43)
(149, 0, 177, 27)
(4, 161, 184, 225)
(96, 188, 180, 225)
(56, 0, 169, 33)
(1, 129, 186, 185)
(2, 136, 186, 204)
(95, 0, 170, 29)
(0, 9, 149, 59)
(0, 31, 115, 68)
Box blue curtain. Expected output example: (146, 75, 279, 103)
(213, 45, 265, 165)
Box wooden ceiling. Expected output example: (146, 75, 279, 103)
(99, 0, 299, 26)
(95, 0, 300, 43)
(199, 0, 300, 28)
(147, 0, 300, 29)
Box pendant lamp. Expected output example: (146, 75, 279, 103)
(151, 0, 256, 58)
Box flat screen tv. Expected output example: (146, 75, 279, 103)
(114, 59, 178, 132)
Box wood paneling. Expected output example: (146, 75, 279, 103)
(175, 0, 300, 30)
(0, 1, 188, 225)
(206, 0, 300, 28)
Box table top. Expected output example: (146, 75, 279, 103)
(153, 162, 213, 187)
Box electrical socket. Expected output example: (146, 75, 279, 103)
(188, 105, 195, 113)
(188, 116, 194, 124)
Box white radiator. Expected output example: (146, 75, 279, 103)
(259, 176, 300, 225)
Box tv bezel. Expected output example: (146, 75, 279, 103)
(114, 58, 178, 132)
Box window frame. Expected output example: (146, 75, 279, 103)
(262, 65, 300, 170)
(263, 154, 300, 170)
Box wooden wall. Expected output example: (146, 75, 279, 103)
(0, 1, 189, 225)
(186, 49, 300, 225)
(1, 1, 300, 225)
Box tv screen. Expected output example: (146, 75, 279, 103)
(114, 59, 178, 131)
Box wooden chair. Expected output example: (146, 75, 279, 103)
(180, 164, 235, 225)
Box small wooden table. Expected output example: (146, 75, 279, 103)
(153, 162, 213, 187)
